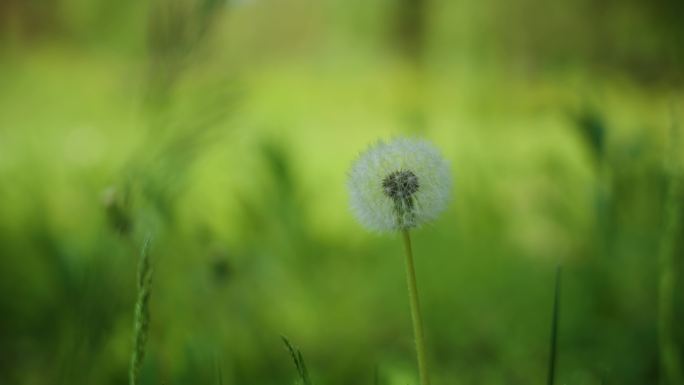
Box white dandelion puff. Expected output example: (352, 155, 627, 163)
(348, 137, 452, 233)
(347, 137, 451, 385)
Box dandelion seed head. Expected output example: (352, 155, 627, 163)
(348, 138, 452, 233)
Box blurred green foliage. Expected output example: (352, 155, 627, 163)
(0, 0, 683, 384)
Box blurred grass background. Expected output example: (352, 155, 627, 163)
(0, 0, 683, 384)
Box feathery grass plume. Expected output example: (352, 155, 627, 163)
(348, 137, 452, 385)
(281, 336, 313, 385)
(658, 108, 683, 385)
(130, 236, 153, 385)
(546, 265, 562, 385)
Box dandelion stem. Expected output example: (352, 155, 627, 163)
(401, 229, 430, 385)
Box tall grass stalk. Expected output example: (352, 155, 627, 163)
(402, 230, 430, 385)
(547, 265, 561, 385)
(658, 112, 683, 385)
(129, 236, 153, 385)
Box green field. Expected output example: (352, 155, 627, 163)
(1, 1, 683, 384)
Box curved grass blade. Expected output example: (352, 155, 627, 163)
(281, 336, 313, 385)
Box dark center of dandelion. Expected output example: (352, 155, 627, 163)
(382, 170, 420, 217)
(383, 170, 419, 200)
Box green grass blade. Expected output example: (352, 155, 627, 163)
(281, 336, 313, 385)
(658, 106, 684, 385)
(547, 264, 561, 385)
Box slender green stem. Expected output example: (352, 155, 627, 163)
(547, 265, 561, 385)
(401, 230, 430, 385)
(658, 173, 683, 385)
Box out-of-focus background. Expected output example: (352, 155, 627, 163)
(1, 0, 683, 384)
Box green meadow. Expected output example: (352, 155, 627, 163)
(1, 1, 683, 384)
